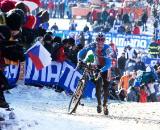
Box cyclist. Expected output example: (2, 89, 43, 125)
(77, 32, 113, 115)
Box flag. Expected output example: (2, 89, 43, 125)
(26, 41, 52, 70)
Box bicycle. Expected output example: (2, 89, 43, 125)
(68, 61, 97, 114)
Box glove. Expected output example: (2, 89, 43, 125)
(85, 54, 94, 63)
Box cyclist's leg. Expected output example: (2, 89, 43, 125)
(101, 70, 109, 115)
(95, 77, 103, 113)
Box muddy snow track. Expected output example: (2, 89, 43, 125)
(11, 98, 160, 126)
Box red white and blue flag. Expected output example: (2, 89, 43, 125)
(26, 41, 52, 70)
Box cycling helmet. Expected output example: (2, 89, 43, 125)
(96, 32, 105, 42)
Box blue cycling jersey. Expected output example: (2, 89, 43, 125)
(77, 43, 113, 72)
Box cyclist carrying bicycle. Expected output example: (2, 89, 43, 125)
(77, 32, 113, 115)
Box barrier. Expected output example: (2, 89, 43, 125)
(53, 30, 152, 49)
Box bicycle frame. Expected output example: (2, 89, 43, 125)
(68, 62, 95, 114)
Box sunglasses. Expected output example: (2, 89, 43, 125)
(96, 37, 105, 42)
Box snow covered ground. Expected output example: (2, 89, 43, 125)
(48, 17, 154, 35)
(0, 81, 159, 130)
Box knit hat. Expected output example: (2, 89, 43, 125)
(133, 81, 140, 87)
(8, 8, 25, 24)
(68, 37, 75, 46)
(15, 2, 30, 15)
(62, 38, 69, 45)
(6, 10, 22, 30)
(43, 32, 52, 42)
(0, 0, 16, 12)
(0, 25, 11, 41)
(53, 36, 61, 44)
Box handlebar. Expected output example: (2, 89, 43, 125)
(76, 60, 100, 72)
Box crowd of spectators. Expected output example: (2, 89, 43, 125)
(0, 0, 50, 108)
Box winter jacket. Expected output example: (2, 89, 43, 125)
(118, 56, 126, 70)
(122, 13, 130, 24)
(127, 88, 139, 102)
(101, 11, 109, 23)
(141, 12, 148, 24)
(107, 16, 115, 27)
(139, 89, 147, 103)
(134, 61, 146, 71)
(117, 25, 125, 34)
(125, 59, 136, 72)
(119, 75, 131, 91)
(132, 26, 140, 35)
(51, 43, 66, 62)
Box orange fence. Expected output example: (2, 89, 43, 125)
(118, 6, 151, 20)
(72, 6, 151, 20)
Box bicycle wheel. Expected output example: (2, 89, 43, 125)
(68, 81, 84, 114)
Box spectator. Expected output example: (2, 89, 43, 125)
(141, 10, 148, 31)
(118, 71, 132, 100)
(78, 31, 85, 48)
(109, 40, 118, 59)
(122, 13, 130, 25)
(0, 0, 15, 13)
(0, 25, 12, 108)
(48, 0, 54, 18)
(118, 52, 127, 76)
(51, 22, 59, 31)
(156, 66, 160, 81)
(127, 84, 140, 102)
(114, 15, 122, 31)
(125, 45, 137, 59)
(139, 84, 148, 103)
(43, 32, 53, 54)
(125, 58, 136, 72)
(107, 13, 115, 28)
(117, 24, 126, 34)
(62, 37, 75, 61)
(147, 81, 157, 102)
(69, 19, 77, 31)
(92, 20, 102, 32)
(125, 24, 132, 34)
(59, 0, 65, 18)
(134, 58, 146, 71)
(101, 8, 109, 25)
(86, 12, 91, 23)
(83, 24, 89, 32)
(102, 22, 111, 33)
(132, 24, 140, 35)
(129, 71, 137, 88)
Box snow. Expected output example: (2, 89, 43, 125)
(0, 81, 159, 130)
(48, 18, 92, 31)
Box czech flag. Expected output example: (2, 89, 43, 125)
(26, 41, 52, 70)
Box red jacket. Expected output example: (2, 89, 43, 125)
(139, 89, 147, 103)
(132, 26, 140, 35)
(91, 10, 98, 21)
(23, 15, 37, 29)
(56, 47, 66, 62)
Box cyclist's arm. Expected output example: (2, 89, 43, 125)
(100, 45, 113, 72)
(77, 47, 94, 62)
